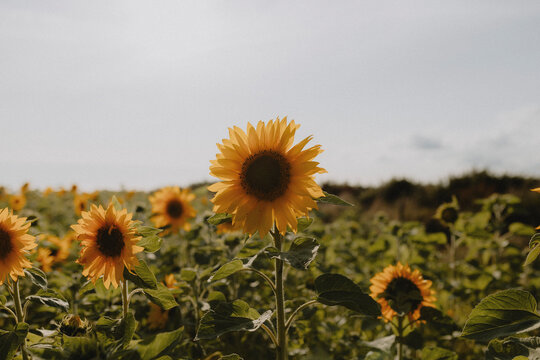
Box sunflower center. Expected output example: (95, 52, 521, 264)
(0, 228, 13, 260)
(166, 200, 183, 219)
(96, 225, 124, 257)
(381, 276, 423, 315)
(241, 150, 291, 201)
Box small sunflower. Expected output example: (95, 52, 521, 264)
(208, 117, 326, 236)
(0, 208, 37, 285)
(370, 262, 436, 323)
(163, 273, 178, 289)
(37, 247, 55, 272)
(149, 187, 196, 232)
(71, 204, 143, 289)
(9, 194, 26, 211)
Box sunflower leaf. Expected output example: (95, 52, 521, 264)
(525, 233, 540, 266)
(315, 274, 381, 316)
(79, 280, 95, 296)
(195, 300, 273, 340)
(316, 191, 354, 206)
(207, 213, 233, 226)
(461, 289, 540, 341)
(126, 326, 184, 360)
(123, 260, 158, 290)
(486, 336, 540, 360)
(137, 226, 162, 253)
(27, 289, 69, 312)
(24, 267, 48, 290)
(422, 346, 458, 360)
(0, 322, 29, 360)
(143, 283, 178, 310)
(297, 217, 314, 232)
(219, 355, 244, 360)
(266, 237, 320, 270)
(208, 260, 244, 282)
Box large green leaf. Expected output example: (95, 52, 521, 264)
(486, 336, 540, 360)
(525, 233, 540, 266)
(137, 226, 163, 253)
(27, 289, 69, 311)
(0, 322, 29, 360)
(207, 213, 233, 225)
(315, 274, 381, 316)
(124, 260, 158, 290)
(461, 289, 540, 341)
(24, 267, 48, 290)
(209, 260, 244, 282)
(266, 237, 320, 270)
(422, 347, 458, 360)
(195, 300, 273, 340)
(316, 191, 353, 206)
(127, 326, 184, 360)
(96, 312, 137, 349)
(144, 283, 178, 310)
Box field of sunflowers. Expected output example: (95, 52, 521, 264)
(1, 119, 540, 360)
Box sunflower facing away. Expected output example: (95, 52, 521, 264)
(149, 187, 196, 233)
(0, 208, 37, 285)
(370, 262, 436, 323)
(208, 117, 326, 236)
(71, 204, 143, 289)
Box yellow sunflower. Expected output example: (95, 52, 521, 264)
(370, 262, 436, 323)
(0, 208, 37, 285)
(208, 117, 326, 236)
(532, 188, 540, 229)
(71, 204, 143, 289)
(149, 187, 196, 232)
(9, 194, 26, 211)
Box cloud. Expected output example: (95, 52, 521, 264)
(411, 135, 443, 150)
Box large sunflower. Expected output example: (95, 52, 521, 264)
(0, 208, 37, 285)
(71, 204, 143, 289)
(208, 117, 326, 236)
(370, 262, 436, 323)
(149, 187, 196, 232)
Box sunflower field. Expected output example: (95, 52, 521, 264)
(1, 119, 540, 360)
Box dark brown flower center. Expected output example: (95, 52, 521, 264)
(166, 199, 183, 219)
(240, 150, 291, 201)
(0, 228, 13, 260)
(381, 276, 423, 315)
(96, 225, 124, 257)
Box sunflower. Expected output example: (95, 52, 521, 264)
(37, 247, 55, 272)
(9, 194, 26, 211)
(370, 262, 436, 323)
(0, 208, 37, 285)
(71, 204, 143, 289)
(149, 187, 196, 232)
(208, 117, 326, 236)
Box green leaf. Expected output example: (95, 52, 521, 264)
(0, 295, 6, 305)
(24, 267, 48, 290)
(266, 237, 320, 270)
(422, 346, 458, 360)
(127, 327, 184, 360)
(137, 226, 163, 253)
(195, 300, 273, 340)
(420, 307, 458, 335)
(209, 260, 244, 282)
(525, 233, 540, 266)
(0, 322, 29, 360)
(79, 280, 95, 296)
(124, 260, 158, 290)
(315, 274, 381, 316)
(461, 289, 540, 341)
(60, 335, 101, 359)
(358, 335, 395, 357)
(144, 283, 178, 310)
(220, 355, 244, 360)
(297, 217, 313, 232)
(316, 191, 353, 206)
(486, 337, 540, 360)
(207, 213, 233, 226)
(96, 312, 137, 349)
(180, 269, 197, 282)
(27, 289, 69, 311)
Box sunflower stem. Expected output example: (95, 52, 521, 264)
(12, 280, 29, 360)
(271, 227, 287, 360)
(285, 299, 317, 334)
(397, 315, 404, 360)
(122, 279, 129, 318)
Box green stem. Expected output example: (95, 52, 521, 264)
(122, 279, 129, 318)
(285, 300, 317, 333)
(271, 228, 287, 360)
(12, 280, 29, 360)
(397, 316, 404, 360)
(237, 267, 277, 295)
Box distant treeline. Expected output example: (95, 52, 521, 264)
(321, 170, 540, 226)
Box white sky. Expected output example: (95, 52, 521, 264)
(1, 1, 540, 191)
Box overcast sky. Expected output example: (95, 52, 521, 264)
(1, 1, 539, 191)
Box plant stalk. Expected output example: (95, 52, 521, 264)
(272, 228, 287, 360)
(122, 279, 129, 318)
(12, 280, 29, 360)
(397, 315, 404, 360)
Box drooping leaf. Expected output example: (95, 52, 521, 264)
(316, 191, 353, 206)
(461, 289, 540, 341)
(266, 237, 320, 270)
(209, 260, 244, 282)
(24, 267, 48, 290)
(207, 213, 233, 226)
(27, 289, 69, 311)
(123, 260, 158, 290)
(0, 322, 29, 360)
(195, 300, 273, 340)
(315, 274, 381, 316)
(421, 346, 458, 360)
(127, 326, 184, 360)
(144, 283, 178, 310)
